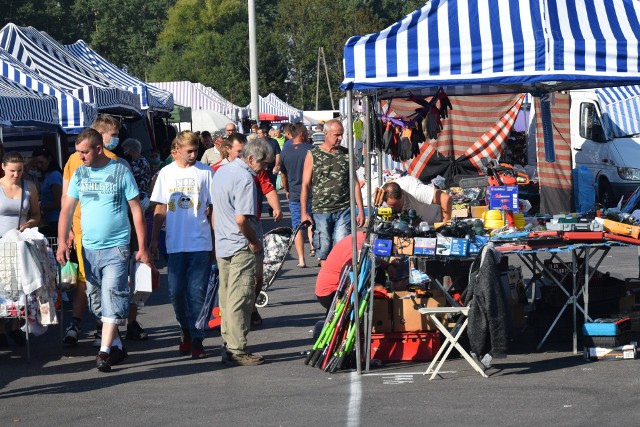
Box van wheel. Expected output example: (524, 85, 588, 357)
(597, 180, 615, 208)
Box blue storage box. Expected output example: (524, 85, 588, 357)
(373, 239, 393, 257)
(583, 317, 631, 336)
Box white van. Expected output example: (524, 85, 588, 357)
(570, 88, 640, 207)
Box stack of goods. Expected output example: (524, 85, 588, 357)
(583, 317, 638, 361)
(369, 286, 444, 363)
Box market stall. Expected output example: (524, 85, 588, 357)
(0, 77, 62, 361)
(335, 0, 640, 374)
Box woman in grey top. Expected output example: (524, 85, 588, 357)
(0, 151, 41, 347)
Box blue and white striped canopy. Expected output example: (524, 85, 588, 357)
(1, 47, 96, 132)
(341, 0, 640, 97)
(64, 40, 173, 113)
(595, 85, 640, 138)
(151, 81, 246, 120)
(265, 93, 303, 122)
(0, 74, 59, 128)
(249, 95, 293, 121)
(0, 24, 141, 115)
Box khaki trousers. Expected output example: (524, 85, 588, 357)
(217, 246, 257, 353)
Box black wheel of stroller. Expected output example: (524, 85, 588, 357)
(255, 291, 269, 308)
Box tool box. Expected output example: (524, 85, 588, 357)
(583, 317, 632, 347)
(370, 332, 441, 362)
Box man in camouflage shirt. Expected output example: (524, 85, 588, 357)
(300, 119, 364, 265)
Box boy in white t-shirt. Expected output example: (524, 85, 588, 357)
(149, 131, 215, 360)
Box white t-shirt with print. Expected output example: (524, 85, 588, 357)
(150, 161, 214, 253)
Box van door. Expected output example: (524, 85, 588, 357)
(572, 101, 618, 204)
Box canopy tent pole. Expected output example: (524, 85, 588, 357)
(55, 132, 63, 170)
(248, 0, 260, 125)
(346, 89, 361, 374)
(363, 95, 375, 373)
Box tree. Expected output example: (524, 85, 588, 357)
(274, 0, 382, 110)
(0, 0, 82, 43)
(151, 0, 286, 108)
(71, 0, 176, 81)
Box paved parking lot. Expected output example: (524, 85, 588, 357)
(2, 210, 639, 426)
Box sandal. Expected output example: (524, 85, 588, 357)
(297, 263, 307, 268)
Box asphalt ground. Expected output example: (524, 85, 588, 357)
(2, 197, 640, 426)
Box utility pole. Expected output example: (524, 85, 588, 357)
(248, 0, 260, 125)
(315, 47, 335, 111)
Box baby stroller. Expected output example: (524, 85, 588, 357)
(256, 220, 310, 308)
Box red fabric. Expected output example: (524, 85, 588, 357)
(315, 232, 366, 297)
(212, 162, 273, 218)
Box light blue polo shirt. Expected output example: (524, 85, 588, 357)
(68, 159, 139, 250)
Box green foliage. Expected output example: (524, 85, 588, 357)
(0, 0, 82, 43)
(1, 0, 426, 110)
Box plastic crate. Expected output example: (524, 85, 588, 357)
(370, 332, 441, 362)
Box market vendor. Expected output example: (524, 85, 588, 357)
(315, 231, 397, 314)
(381, 175, 453, 223)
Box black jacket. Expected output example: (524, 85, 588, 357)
(466, 244, 509, 358)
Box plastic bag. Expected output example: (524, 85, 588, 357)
(60, 260, 78, 291)
(275, 173, 283, 191)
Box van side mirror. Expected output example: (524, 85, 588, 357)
(579, 102, 606, 142)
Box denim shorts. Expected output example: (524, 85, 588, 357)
(289, 200, 312, 230)
(82, 245, 130, 325)
(312, 209, 351, 260)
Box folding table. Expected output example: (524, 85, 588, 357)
(504, 243, 619, 353)
(417, 306, 488, 380)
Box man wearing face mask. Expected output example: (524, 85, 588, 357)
(61, 115, 148, 350)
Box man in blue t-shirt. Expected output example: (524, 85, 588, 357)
(280, 123, 315, 267)
(56, 128, 151, 373)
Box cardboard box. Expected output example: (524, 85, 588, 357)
(468, 235, 489, 255)
(413, 237, 436, 255)
(393, 236, 414, 256)
(370, 332, 441, 362)
(392, 290, 446, 332)
(470, 205, 489, 218)
(435, 236, 468, 256)
(452, 207, 469, 218)
(371, 298, 393, 333)
(584, 344, 637, 361)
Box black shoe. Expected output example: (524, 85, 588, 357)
(191, 339, 206, 359)
(110, 346, 128, 366)
(251, 311, 263, 327)
(126, 321, 149, 341)
(8, 329, 26, 346)
(96, 352, 111, 372)
(63, 324, 81, 346)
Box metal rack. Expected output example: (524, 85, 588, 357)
(0, 237, 59, 361)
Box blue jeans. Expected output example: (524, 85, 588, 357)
(82, 245, 130, 325)
(167, 251, 211, 340)
(289, 200, 312, 230)
(312, 208, 351, 260)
